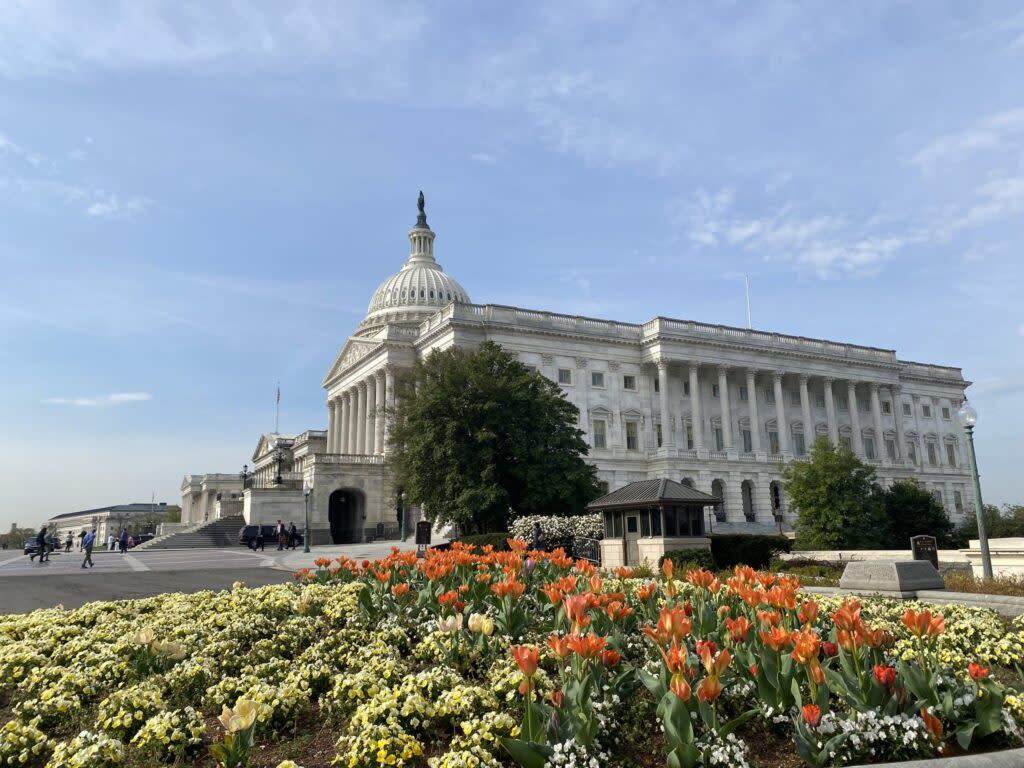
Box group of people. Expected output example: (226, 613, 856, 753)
(248, 520, 301, 551)
(28, 526, 134, 566)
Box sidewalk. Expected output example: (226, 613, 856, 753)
(273, 541, 418, 572)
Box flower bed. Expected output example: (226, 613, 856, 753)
(2, 545, 1024, 767)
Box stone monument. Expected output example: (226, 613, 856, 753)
(910, 534, 939, 570)
(838, 560, 945, 599)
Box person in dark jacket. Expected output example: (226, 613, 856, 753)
(288, 523, 298, 549)
(276, 520, 286, 551)
(532, 522, 544, 551)
(119, 528, 129, 554)
(35, 527, 49, 563)
(254, 526, 265, 551)
(64, 533, 73, 553)
(81, 529, 96, 569)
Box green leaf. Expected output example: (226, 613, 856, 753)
(720, 708, 758, 738)
(955, 722, 978, 750)
(501, 737, 554, 768)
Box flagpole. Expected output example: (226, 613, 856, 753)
(275, 383, 280, 434)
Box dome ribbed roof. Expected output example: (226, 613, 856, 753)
(358, 192, 470, 332)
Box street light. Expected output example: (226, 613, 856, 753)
(958, 401, 992, 579)
(302, 481, 311, 554)
(399, 492, 407, 541)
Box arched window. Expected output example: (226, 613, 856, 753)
(419, 289, 425, 299)
(429, 290, 435, 299)
(741, 480, 755, 522)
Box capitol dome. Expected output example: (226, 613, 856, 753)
(358, 193, 471, 333)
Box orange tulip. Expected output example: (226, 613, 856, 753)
(685, 568, 716, 590)
(670, 675, 692, 701)
(614, 567, 634, 579)
(391, 583, 410, 598)
(696, 675, 722, 702)
(759, 626, 792, 652)
(599, 649, 622, 668)
(901, 608, 945, 639)
(566, 632, 607, 660)
(726, 616, 752, 643)
(491, 578, 525, 599)
(756, 609, 783, 627)
(921, 708, 944, 740)
(659, 640, 688, 674)
(968, 663, 989, 681)
(802, 704, 822, 727)
(797, 599, 819, 626)
(636, 582, 657, 602)
(563, 594, 591, 629)
(541, 583, 564, 605)
(511, 645, 539, 678)
(790, 629, 820, 665)
(547, 634, 572, 660)
(832, 599, 864, 633)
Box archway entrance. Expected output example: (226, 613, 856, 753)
(711, 479, 726, 522)
(741, 480, 755, 522)
(328, 489, 364, 544)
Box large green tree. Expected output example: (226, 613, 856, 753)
(784, 438, 888, 549)
(388, 341, 601, 533)
(878, 479, 956, 548)
(955, 503, 1024, 546)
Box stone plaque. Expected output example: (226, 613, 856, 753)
(415, 521, 432, 557)
(838, 560, 944, 598)
(910, 535, 939, 570)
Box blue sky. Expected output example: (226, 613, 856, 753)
(1, 2, 1023, 528)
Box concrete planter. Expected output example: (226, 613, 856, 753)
(850, 747, 1024, 767)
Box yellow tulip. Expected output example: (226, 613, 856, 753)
(132, 628, 155, 645)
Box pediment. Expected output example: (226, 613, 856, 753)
(322, 338, 382, 387)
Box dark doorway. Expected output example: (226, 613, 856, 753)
(328, 489, 363, 544)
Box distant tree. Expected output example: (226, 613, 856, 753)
(784, 438, 888, 550)
(955, 503, 1024, 546)
(164, 505, 182, 523)
(0, 524, 35, 549)
(878, 479, 956, 548)
(389, 342, 601, 534)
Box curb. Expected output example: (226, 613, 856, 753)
(850, 747, 1024, 767)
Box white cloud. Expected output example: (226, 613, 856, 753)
(912, 108, 1024, 173)
(470, 152, 496, 163)
(1018, 324, 1024, 336)
(44, 392, 152, 407)
(86, 194, 150, 220)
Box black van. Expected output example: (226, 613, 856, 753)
(238, 525, 303, 548)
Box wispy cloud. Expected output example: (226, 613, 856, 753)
(912, 108, 1024, 173)
(44, 392, 153, 407)
(86, 194, 150, 220)
(470, 152, 497, 164)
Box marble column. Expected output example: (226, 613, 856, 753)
(384, 366, 396, 449)
(356, 383, 368, 454)
(718, 366, 733, 449)
(365, 376, 377, 455)
(932, 398, 946, 467)
(773, 372, 788, 454)
(847, 381, 863, 455)
(657, 359, 673, 447)
(745, 369, 761, 452)
(912, 395, 926, 466)
(892, 385, 906, 461)
(799, 375, 813, 453)
(346, 391, 357, 455)
(689, 364, 704, 449)
(326, 401, 336, 453)
(823, 378, 838, 445)
(870, 384, 885, 462)
(332, 399, 343, 453)
(375, 371, 386, 454)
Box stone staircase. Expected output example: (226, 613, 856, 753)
(134, 516, 245, 550)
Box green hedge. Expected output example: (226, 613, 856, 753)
(456, 533, 512, 551)
(710, 534, 791, 569)
(658, 548, 715, 571)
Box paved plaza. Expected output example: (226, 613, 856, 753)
(0, 542, 418, 615)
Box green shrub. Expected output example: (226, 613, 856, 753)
(658, 548, 715, 572)
(710, 534, 792, 569)
(456, 533, 513, 551)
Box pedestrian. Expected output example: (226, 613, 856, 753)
(107, 534, 115, 551)
(35, 526, 49, 564)
(81, 528, 95, 569)
(119, 528, 129, 554)
(532, 521, 544, 551)
(288, 522, 298, 549)
(276, 520, 286, 551)
(254, 525, 265, 551)
(127, 535, 134, 549)
(64, 533, 73, 553)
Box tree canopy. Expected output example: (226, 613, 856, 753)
(388, 342, 601, 533)
(878, 479, 956, 548)
(783, 438, 888, 550)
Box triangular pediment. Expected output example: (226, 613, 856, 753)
(322, 337, 383, 387)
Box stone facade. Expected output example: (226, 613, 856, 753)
(182, 195, 975, 542)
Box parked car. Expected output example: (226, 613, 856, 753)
(23, 536, 57, 558)
(131, 534, 154, 547)
(238, 525, 303, 548)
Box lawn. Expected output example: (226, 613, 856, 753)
(2, 542, 1024, 767)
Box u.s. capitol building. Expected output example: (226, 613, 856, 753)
(181, 195, 973, 543)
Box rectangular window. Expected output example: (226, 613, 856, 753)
(662, 507, 677, 537)
(931, 490, 943, 509)
(882, 401, 892, 414)
(839, 435, 851, 449)
(941, 407, 950, 420)
(686, 424, 694, 449)
(859, 399, 870, 412)
(742, 429, 752, 453)
(864, 437, 876, 460)
(837, 399, 848, 412)
(790, 390, 801, 406)
(604, 512, 613, 537)
(651, 508, 662, 536)
(927, 443, 938, 466)
(885, 439, 896, 460)
(903, 402, 912, 416)
(954, 491, 963, 513)
(557, 368, 572, 385)
(613, 512, 623, 538)
(714, 427, 724, 451)
(623, 374, 637, 391)
(591, 371, 605, 388)
(945, 443, 957, 467)
(739, 385, 748, 401)
(922, 405, 932, 418)
(815, 394, 826, 409)
(626, 516, 638, 534)
(712, 384, 720, 398)
(764, 387, 775, 403)
(794, 433, 806, 456)
(768, 431, 780, 455)
(640, 510, 650, 537)
(626, 422, 639, 450)
(656, 423, 663, 448)
(526, 365, 539, 375)
(683, 381, 691, 396)
(653, 377, 659, 393)
(908, 441, 918, 465)
(592, 419, 607, 449)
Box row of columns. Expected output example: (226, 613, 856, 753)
(325, 367, 395, 455)
(654, 360, 909, 461)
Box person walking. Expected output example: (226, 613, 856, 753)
(532, 521, 544, 551)
(288, 522, 298, 550)
(35, 527, 49, 564)
(119, 528, 129, 554)
(254, 525, 265, 551)
(81, 529, 95, 569)
(64, 533, 73, 553)
(276, 520, 286, 551)
(107, 534, 115, 551)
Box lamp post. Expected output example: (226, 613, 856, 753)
(240, 464, 250, 488)
(302, 481, 311, 554)
(958, 401, 992, 579)
(399, 492, 407, 541)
